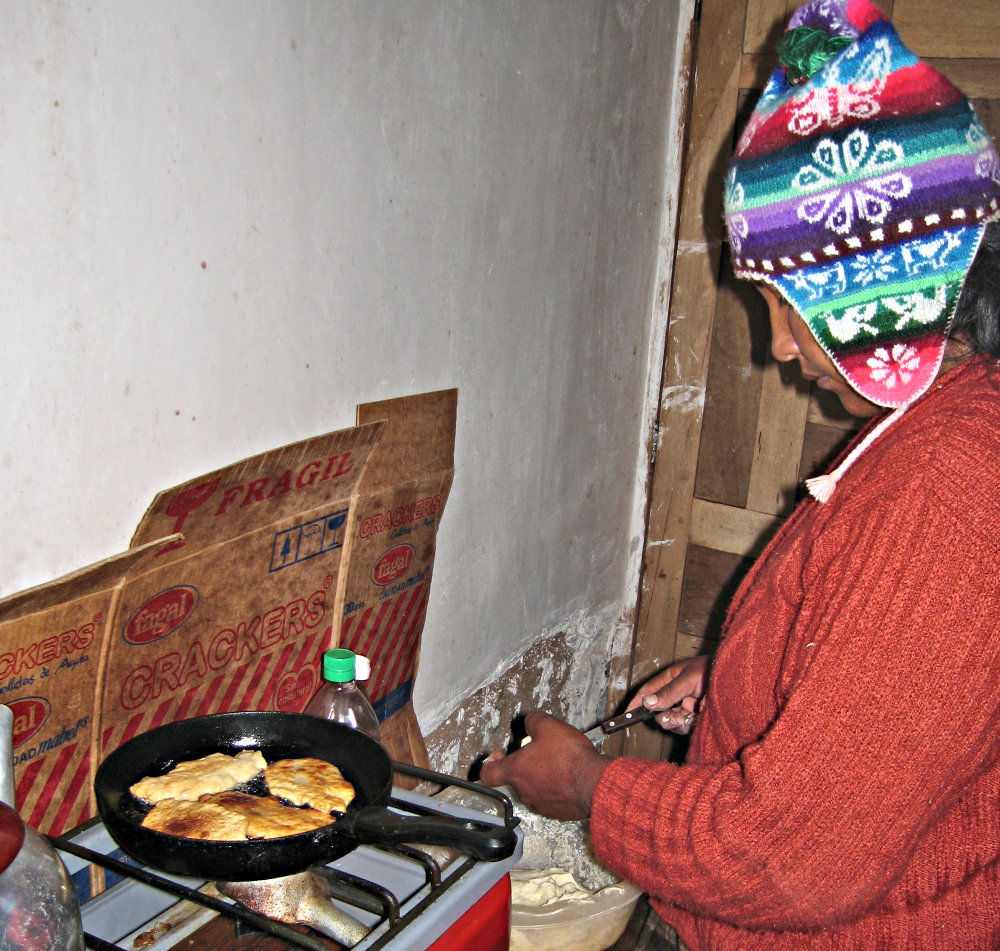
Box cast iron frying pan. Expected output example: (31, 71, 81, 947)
(94, 712, 516, 881)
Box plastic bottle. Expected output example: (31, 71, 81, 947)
(304, 648, 381, 741)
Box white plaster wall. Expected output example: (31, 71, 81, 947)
(0, 2, 689, 733)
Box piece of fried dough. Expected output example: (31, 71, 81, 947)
(129, 749, 267, 804)
(264, 758, 355, 814)
(200, 790, 335, 838)
(141, 797, 251, 841)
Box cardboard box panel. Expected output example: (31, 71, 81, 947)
(0, 540, 170, 835)
(131, 425, 384, 554)
(343, 390, 456, 727)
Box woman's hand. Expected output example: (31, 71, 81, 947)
(479, 711, 609, 820)
(627, 654, 710, 735)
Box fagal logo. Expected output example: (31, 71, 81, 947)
(123, 586, 199, 645)
(8, 697, 50, 748)
(372, 544, 415, 586)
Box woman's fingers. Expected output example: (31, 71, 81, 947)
(623, 656, 709, 733)
(652, 699, 697, 734)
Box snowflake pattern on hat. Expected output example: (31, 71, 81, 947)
(724, 0, 1000, 408)
(870, 343, 920, 387)
(793, 129, 911, 235)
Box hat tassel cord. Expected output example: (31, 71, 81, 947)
(805, 406, 908, 503)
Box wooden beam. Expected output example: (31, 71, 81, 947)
(892, 0, 1000, 60)
(746, 360, 810, 516)
(930, 60, 1000, 102)
(625, 0, 750, 761)
(743, 0, 790, 55)
(689, 498, 783, 559)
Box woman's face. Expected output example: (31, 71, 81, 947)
(758, 285, 882, 418)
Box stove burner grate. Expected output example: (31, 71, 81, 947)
(49, 764, 521, 951)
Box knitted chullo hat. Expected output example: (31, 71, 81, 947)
(724, 0, 1000, 412)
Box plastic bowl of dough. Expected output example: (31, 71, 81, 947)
(509, 872, 642, 951)
(503, 786, 642, 951)
(430, 783, 642, 950)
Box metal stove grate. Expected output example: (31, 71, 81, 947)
(49, 763, 521, 951)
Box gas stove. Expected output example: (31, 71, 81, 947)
(49, 765, 522, 951)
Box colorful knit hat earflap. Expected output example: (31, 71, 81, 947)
(724, 0, 1000, 409)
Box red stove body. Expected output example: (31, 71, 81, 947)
(427, 876, 511, 951)
(53, 781, 522, 951)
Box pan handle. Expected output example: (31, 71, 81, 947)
(350, 809, 517, 861)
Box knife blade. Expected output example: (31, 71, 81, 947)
(582, 706, 658, 746)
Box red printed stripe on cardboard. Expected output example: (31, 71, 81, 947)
(12, 736, 100, 838)
(218, 663, 252, 713)
(345, 601, 399, 672)
(376, 584, 427, 699)
(50, 747, 93, 835)
(342, 585, 417, 692)
(374, 584, 430, 694)
(9, 696, 94, 838)
(24, 743, 89, 837)
(372, 584, 428, 702)
(195, 673, 227, 718)
(340, 583, 428, 705)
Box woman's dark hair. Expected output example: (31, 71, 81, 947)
(951, 220, 1000, 358)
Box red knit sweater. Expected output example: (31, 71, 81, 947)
(591, 357, 1000, 949)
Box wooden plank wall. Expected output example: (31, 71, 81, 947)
(617, 0, 1000, 761)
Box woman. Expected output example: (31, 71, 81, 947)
(481, 1, 1000, 947)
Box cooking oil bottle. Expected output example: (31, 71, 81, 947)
(304, 648, 381, 741)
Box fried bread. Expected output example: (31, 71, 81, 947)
(264, 757, 356, 814)
(129, 749, 268, 804)
(141, 797, 251, 840)
(200, 790, 335, 838)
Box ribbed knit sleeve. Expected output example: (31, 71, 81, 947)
(589, 362, 1000, 949)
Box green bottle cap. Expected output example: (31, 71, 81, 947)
(321, 648, 356, 683)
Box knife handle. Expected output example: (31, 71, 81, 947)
(601, 707, 657, 734)
(518, 706, 659, 748)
